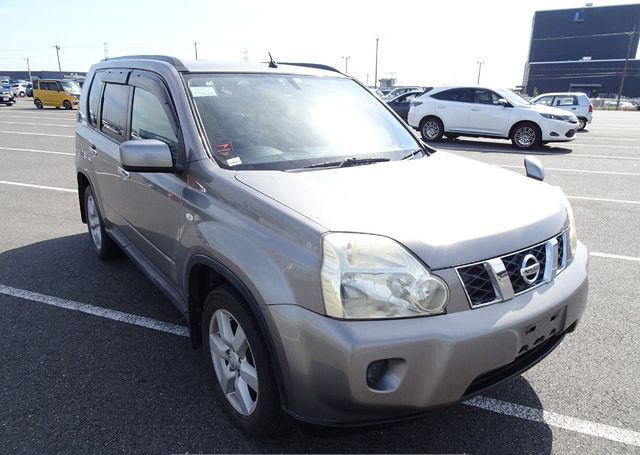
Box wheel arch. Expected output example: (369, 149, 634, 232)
(185, 253, 289, 406)
(419, 114, 444, 130)
(508, 120, 541, 139)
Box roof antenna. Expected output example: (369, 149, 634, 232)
(268, 52, 278, 68)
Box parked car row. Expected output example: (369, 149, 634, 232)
(1, 85, 17, 106)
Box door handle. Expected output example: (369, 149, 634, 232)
(471, 108, 480, 111)
(90, 144, 96, 150)
(118, 167, 130, 180)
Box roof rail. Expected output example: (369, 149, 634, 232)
(278, 62, 343, 75)
(102, 55, 188, 72)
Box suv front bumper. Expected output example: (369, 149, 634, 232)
(264, 242, 588, 425)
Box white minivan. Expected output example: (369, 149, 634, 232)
(408, 86, 579, 150)
(531, 92, 593, 131)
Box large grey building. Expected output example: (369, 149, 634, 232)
(523, 3, 640, 98)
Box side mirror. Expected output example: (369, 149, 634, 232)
(119, 139, 174, 172)
(524, 156, 545, 181)
(497, 98, 510, 107)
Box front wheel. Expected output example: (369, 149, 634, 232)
(202, 285, 283, 436)
(510, 122, 541, 150)
(577, 118, 587, 131)
(34, 99, 43, 109)
(420, 117, 444, 142)
(63, 100, 72, 110)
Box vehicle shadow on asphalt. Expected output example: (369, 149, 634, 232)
(0, 235, 553, 454)
(435, 138, 573, 156)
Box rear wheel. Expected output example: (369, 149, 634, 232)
(510, 122, 541, 150)
(34, 99, 43, 109)
(202, 285, 283, 436)
(84, 186, 119, 259)
(63, 100, 72, 110)
(577, 117, 587, 131)
(420, 117, 444, 142)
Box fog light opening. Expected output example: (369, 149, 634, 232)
(366, 359, 389, 388)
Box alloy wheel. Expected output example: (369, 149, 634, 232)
(515, 126, 536, 147)
(86, 194, 102, 250)
(209, 309, 259, 416)
(423, 121, 440, 139)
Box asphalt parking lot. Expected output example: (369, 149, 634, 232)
(1, 98, 639, 454)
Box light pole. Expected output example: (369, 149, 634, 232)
(476, 61, 484, 84)
(54, 44, 62, 79)
(615, 25, 636, 110)
(194, 41, 199, 60)
(374, 38, 379, 88)
(24, 57, 32, 82)
(341, 56, 351, 74)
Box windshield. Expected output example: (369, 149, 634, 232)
(184, 74, 420, 170)
(496, 89, 531, 106)
(60, 80, 81, 94)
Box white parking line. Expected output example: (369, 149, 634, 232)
(590, 252, 640, 263)
(0, 284, 189, 337)
(580, 136, 639, 141)
(568, 195, 640, 205)
(1, 282, 638, 447)
(464, 396, 640, 448)
(574, 143, 640, 150)
(0, 146, 74, 156)
(565, 154, 640, 161)
(500, 165, 640, 177)
(0, 115, 76, 121)
(0, 121, 74, 128)
(0, 130, 74, 138)
(0, 180, 77, 193)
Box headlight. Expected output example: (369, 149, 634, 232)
(556, 191, 578, 263)
(540, 113, 573, 122)
(320, 233, 449, 319)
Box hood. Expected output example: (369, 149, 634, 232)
(236, 153, 567, 269)
(522, 103, 576, 117)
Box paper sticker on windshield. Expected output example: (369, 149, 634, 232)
(215, 142, 233, 157)
(189, 86, 217, 97)
(227, 157, 242, 167)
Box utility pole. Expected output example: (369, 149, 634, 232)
(103, 42, 109, 59)
(54, 44, 62, 79)
(476, 61, 485, 84)
(194, 41, 199, 60)
(341, 56, 351, 74)
(615, 25, 636, 110)
(24, 58, 32, 82)
(374, 38, 379, 88)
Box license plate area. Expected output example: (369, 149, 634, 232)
(517, 307, 566, 355)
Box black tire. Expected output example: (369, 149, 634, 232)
(577, 118, 587, 131)
(34, 99, 43, 109)
(83, 186, 119, 259)
(63, 100, 72, 110)
(444, 133, 459, 140)
(510, 122, 541, 150)
(420, 117, 444, 142)
(202, 284, 283, 437)
(19, 91, 25, 97)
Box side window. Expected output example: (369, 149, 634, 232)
(536, 96, 554, 106)
(88, 72, 105, 127)
(474, 89, 501, 105)
(100, 83, 130, 141)
(556, 96, 578, 106)
(130, 87, 178, 160)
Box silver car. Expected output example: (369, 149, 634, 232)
(76, 56, 588, 435)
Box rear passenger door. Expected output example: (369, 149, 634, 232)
(430, 88, 474, 132)
(553, 95, 579, 115)
(118, 71, 185, 283)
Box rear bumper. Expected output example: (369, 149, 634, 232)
(264, 242, 589, 425)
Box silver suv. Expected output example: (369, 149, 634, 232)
(76, 56, 589, 435)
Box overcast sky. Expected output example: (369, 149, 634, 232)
(1, 0, 637, 87)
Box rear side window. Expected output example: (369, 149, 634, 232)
(100, 83, 130, 141)
(555, 96, 578, 106)
(88, 72, 106, 127)
(432, 88, 473, 103)
(130, 87, 178, 160)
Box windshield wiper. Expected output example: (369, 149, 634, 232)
(304, 157, 390, 169)
(401, 149, 425, 160)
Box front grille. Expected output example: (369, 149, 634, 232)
(456, 230, 568, 308)
(457, 264, 497, 306)
(502, 243, 546, 294)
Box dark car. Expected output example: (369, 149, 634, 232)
(386, 90, 424, 121)
(1, 85, 16, 106)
